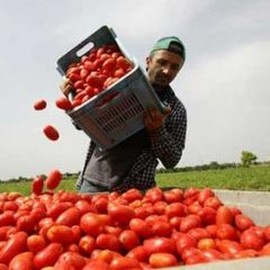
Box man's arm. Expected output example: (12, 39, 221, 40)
(145, 102, 187, 168)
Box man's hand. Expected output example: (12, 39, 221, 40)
(60, 77, 72, 97)
(143, 106, 171, 131)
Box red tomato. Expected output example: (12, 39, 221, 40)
(27, 234, 47, 254)
(143, 237, 176, 255)
(116, 56, 132, 71)
(86, 73, 104, 89)
(83, 260, 109, 270)
(33, 243, 63, 269)
(169, 216, 182, 229)
(107, 203, 135, 226)
(180, 214, 202, 232)
(47, 202, 73, 220)
(80, 213, 104, 237)
(126, 246, 149, 262)
(83, 60, 94, 72)
(78, 235, 96, 256)
(121, 188, 143, 203)
(9, 251, 34, 270)
(92, 196, 109, 214)
(261, 242, 270, 256)
(90, 249, 120, 264)
(149, 252, 178, 268)
(144, 187, 163, 203)
(74, 200, 95, 215)
(16, 214, 36, 235)
(151, 220, 173, 237)
(197, 238, 216, 250)
(129, 218, 152, 239)
(216, 206, 234, 225)
(197, 207, 217, 225)
(0, 264, 8, 270)
(165, 202, 186, 218)
(102, 58, 116, 73)
(197, 188, 215, 204)
(46, 224, 75, 244)
(109, 256, 140, 270)
(153, 201, 167, 215)
(119, 229, 140, 251)
(3, 201, 18, 212)
(216, 224, 238, 241)
(103, 225, 122, 237)
(216, 239, 243, 256)
(183, 187, 200, 198)
(0, 211, 15, 226)
(163, 188, 184, 203)
(234, 249, 259, 259)
(181, 247, 202, 262)
(31, 176, 44, 195)
(0, 231, 28, 265)
(200, 248, 225, 262)
(188, 227, 210, 241)
(203, 196, 222, 209)
(45, 169, 62, 190)
(96, 233, 121, 252)
(43, 125, 60, 141)
(187, 201, 202, 214)
(114, 68, 125, 78)
(55, 207, 80, 226)
(206, 224, 218, 238)
(235, 214, 255, 231)
(34, 99, 47, 110)
(55, 251, 86, 269)
(240, 227, 266, 251)
(174, 232, 197, 255)
(0, 226, 14, 241)
(55, 97, 72, 111)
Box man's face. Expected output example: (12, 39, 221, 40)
(146, 50, 184, 87)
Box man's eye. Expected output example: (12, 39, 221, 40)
(171, 64, 180, 70)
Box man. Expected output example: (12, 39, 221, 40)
(63, 36, 187, 193)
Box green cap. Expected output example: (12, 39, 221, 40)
(150, 36, 185, 59)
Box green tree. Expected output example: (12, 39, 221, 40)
(241, 151, 257, 167)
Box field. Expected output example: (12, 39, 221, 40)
(1, 165, 270, 196)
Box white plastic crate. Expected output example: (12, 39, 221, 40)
(56, 25, 164, 149)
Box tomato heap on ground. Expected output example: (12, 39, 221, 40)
(1, 183, 270, 269)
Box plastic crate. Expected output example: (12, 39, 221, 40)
(56, 25, 164, 149)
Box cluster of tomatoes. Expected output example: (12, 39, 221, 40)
(33, 44, 133, 142)
(64, 44, 133, 110)
(0, 185, 270, 269)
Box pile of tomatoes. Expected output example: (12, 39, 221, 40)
(64, 44, 134, 110)
(0, 185, 270, 270)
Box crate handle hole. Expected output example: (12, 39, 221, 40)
(76, 42, 95, 57)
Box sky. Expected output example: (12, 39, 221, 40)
(0, 0, 269, 180)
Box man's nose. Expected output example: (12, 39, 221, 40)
(162, 66, 172, 75)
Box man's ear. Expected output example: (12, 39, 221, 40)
(146, 56, 151, 71)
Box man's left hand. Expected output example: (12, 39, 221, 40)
(143, 107, 171, 131)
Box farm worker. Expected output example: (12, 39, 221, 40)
(61, 36, 187, 193)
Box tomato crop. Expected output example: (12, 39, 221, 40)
(62, 44, 133, 110)
(43, 125, 60, 141)
(0, 186, 269, 269)
(34, 99, 47, 110)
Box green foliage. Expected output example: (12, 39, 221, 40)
(1, 164, 270, 196)
(156, 165, 270, 191)
(241, 151, 257, 167)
